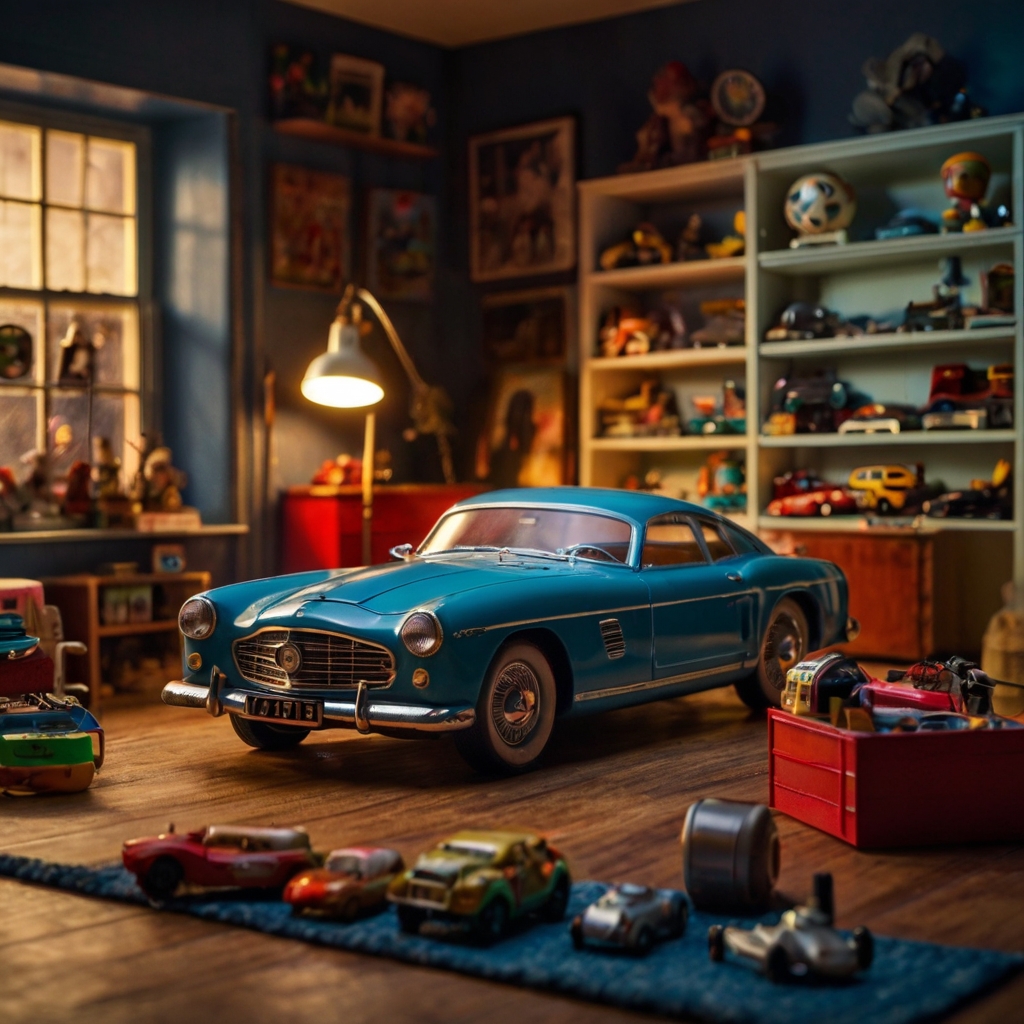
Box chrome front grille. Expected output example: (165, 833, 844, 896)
(408, 881, 447, 905)
(233, 628, 395, 689)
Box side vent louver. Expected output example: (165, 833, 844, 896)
(599, 618, 626, 660)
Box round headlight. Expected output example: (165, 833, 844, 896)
(179, 596, 217, 640)
(401, 611, 442, 657)
(276, 642, 302, 674)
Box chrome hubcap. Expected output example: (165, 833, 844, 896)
(765, 614, 804, 691)
(491, 661, 539, 745)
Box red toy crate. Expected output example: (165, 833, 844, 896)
(767, 709, 1024, 848)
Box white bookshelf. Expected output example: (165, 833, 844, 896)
(577, 112, 1024, 595)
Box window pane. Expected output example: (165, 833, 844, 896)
(700, 523, 735, 561)
(0, 121, 41, 201)
(0, 299, 44, 386)
(86, 213, 135, 295)
(642, 515, 706, 567)
(45, 207, 85, 291)
(48, 303, 138, 389)
(0, 390, 41, 471)
(0, 200, 42, 288)
(86, 138, 135, 215)
(47, 390, 91, 478)
(46, 130, 84, 207)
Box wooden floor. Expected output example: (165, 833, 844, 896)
(3, 687, 1024, 1024)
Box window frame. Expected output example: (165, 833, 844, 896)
(639, 512, 710, 570)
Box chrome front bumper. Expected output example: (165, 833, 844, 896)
(161, 679, 476, 734)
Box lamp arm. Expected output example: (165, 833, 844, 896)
(356, 287, 427, 393)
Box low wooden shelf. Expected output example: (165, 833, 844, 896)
(271, 118, 439, 160)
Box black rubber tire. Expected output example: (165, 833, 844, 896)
(853, 926, 874, 970)
(765, 944, 790, 983)
(343, 897, 361, 923)
(570, 916, 585, 950)
(397, 905, 425, 935)
(734, 597, 810, 711)
(454, 641, 557, 774)
(143, 856, 183, 900)
(475, 898, 510, 945)
(230, 714, 310, 750)
(708, 924, 725, 962)
(673, 901, 689, 938)
(877, 498, 892, 515)
(541, 873, 570, 922)
(633, 925, 655, 956)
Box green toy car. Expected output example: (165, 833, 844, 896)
(387, 829, 571, 943)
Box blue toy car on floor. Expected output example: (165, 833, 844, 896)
(164, 488, 857, 773)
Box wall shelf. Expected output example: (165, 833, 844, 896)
(271, 118, 438, 159)
(759, 326, 1016, 360)
(0, 523, 249, 545)
(589, 435, 746, 452)
(588, 348, 747, 371)
(758, 514, 1016, 534)
(759, 430, 1017, 449)
(587, 256, 744, 290)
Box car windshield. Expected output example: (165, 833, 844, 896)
(325, 853, 364, 875)
(420, 507, 632, 564)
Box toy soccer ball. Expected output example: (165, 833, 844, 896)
(784, 173, 857, 236)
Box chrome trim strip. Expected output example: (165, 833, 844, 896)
(161, 681, 476, 733)
(455, 603, 649, 637)
(651, 588, 758, 609)
(574, 661, 746, 703)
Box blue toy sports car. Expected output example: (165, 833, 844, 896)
(164, 488, 857, 773)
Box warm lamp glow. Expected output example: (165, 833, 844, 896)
(300, 374, 384, 408)
(301, 317, 384, 409)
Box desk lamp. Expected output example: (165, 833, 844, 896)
(301, 284, 455, 563)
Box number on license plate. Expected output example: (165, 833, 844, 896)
(245, 694, 322, 726)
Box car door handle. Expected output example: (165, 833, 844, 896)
(726, 572, 743, 583)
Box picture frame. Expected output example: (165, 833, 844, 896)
(476, 365, 571, 488)
(328, 54, 385, 136)
(366, 188, 436, 301)
(468, 116, 576, 282)
(269, 163, 351, 292)
(481, 286, 573, 365)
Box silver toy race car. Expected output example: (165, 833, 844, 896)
(708, 873, 873, 982)
(571, 883, 688, 954)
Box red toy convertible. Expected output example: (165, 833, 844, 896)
(123, 824, 317, 900)
(767, 470, 858, 517)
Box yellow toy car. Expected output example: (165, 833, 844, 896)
(847, 464, 922, 513)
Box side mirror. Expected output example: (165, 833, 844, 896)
(390, 543, 414, 561)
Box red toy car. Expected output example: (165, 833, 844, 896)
(123, 824, 317, 900)
(768, 470, 858, 517)
(284, 846, 405, 920)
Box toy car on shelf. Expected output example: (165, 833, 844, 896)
(766, 487, 857, 518)
(847, 464, 923, 514)
(164, 487, 857, 772)
(708, 872, 873, 983)
(838, 403, 921, 434)
(923, 459, 1013, 520)
(921, 362, 1013, 430)
(122, 824, 317, 900)
(690, 298, 745, 348)
(570, 883, 688, 954)
(387, 830, 570, 943)
(284, 846, 404, 919)
(763, 370, 867, 435)
(763, 302, 854, 342)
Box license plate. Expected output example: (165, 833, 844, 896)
(244, 694, 323, 726)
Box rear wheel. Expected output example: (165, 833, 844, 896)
(142, 856, 183, 900)
(342, 897, 361, 923)
(397, 905, 426, 935)
(708, 925, 725, 962)
(765, 944, 791, 983)
(570, 915, 585, 950)
(853, 926, 874, 970)
(735, 598, 810, 711)
(633, 925, 655, 956)
(230, 714, 310, 750)
(541, 873, 570, 922)
(475, 898, 510, 945)
(672, 901, 689, 938)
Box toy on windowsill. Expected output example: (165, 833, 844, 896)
(920, 361, 1013, 430)
(284, 847, 405, 919)
(784, 172, 856, 248)
(762, 370, 867, 435)
(599, 223, 673, 270)
(707, 70, 776, 160)
(619, 61, 710, 173)
(57, 320, 104, 385)
(600, 379, 681, 438)
(708, 873, 873, 983)
(387, 831, 571, 944)
(570, 884, 688, 954)
(690, 298, 745, 347)
(698, 451, 746, 513)
(940, 152, 1011, 233)
(923, 458, 1013, 521)
(133, 444, 186, 513)
(688, 380, 746, 435)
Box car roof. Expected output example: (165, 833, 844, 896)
(450, 487, 719, 529)
(203, 825, 311, 850)
(442, 829, 537, 856)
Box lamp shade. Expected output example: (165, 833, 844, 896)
(301, 320, 384, 409)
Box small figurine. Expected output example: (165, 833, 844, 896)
(384, 82, 435, 143)
(708, 873, 873, 983)
(941, 151, 992, 232)
(707, 70, 776, 160)
(135, 445, 187, 512)
(91, 436, 123, 498)
(698, 451, 746, 512)
(705, 210, 746, 259)
(688, 380, 746, 435)
(387, 831, 571, 943)
(784, 172, 857, 247)
(570, 884, 688, 954)
(284, 846, 405, 920)
(123, 824, 318, 900)
(676, 213, 707, 261)
(0, 323, 32, 380)
(690, 298, 745, 347)
(979, 262, 1015, 316)
(600, 379, 681, 437)
(62, 460, 93, 518)
(57, 320, 104, 385)
(599, 223, 673, 270)
(311, 453, 362, 486)
(901, 256, 968, 332)
(20, 449, 60, 516)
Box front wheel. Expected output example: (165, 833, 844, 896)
(541, 873, 570, 922)
(853, 926, 874, 970)
(142, 856, 183, 900)
(454, 641, 557, 774)
(734, 597, 810, 711)
(708, 924, 725, 962)
(765, 944, 791, 983)
(397, 905, 425, 935)
(475, 898, 510, 945)
(230, 714, 310, 750)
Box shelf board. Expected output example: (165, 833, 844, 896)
(0, 523, 249, 545)
(588, 347, 747, 371)
(759, 429, 1017, 449)
(271, 118, 439, 160)
(759, 326, 1016, 360)
(758, 514, 1017, 534)
(97, 619, 180, 638)
(586, 256, 745, 291)
(579, 157, 747, 203)
(589, 435, 747, 452)
(758, 226, 1019, 276)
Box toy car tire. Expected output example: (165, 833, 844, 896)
(454, 641, 557, 774)
(707, 924, 725, 962)
(765, 944, 791, 983)
(877, 498, 892, 515)
(735, 597, 810, 710)
(397, 905, 426, 935)
(142, 855, 183, 900)
(819, 502, 832, 517)
(342, 897, 361, 923)
(230, 714, 310, 751)
(570, 915, 585, 950)
(672, 901, 689, 938)
(853, 925, 874, 970)
(475, 898, 511, 945)
(540, 873, 570, 922)
(633, 925, 655, 956)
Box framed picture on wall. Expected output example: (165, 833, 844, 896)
(476, 364, 570, 488)
(481, 286, 573, 364)
(366, 188, 436, 301)
(328, 54, 385, 136)
(269, 163, 351, 292)
(468, 116, 576, 282)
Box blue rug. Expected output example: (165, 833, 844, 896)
(1, 853, 1019, 1023)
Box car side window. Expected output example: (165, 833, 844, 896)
(641, 514, 707, 568)
(697, 522, 735, 562)
(723, 523, 760, 555)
